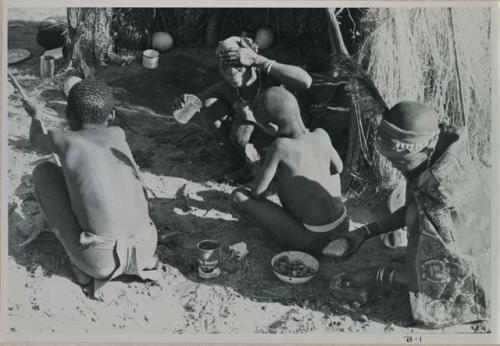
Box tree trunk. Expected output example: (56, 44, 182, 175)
(205, 9, 222, 47)
(325, 8, 349, 56)
(66, 8, 113, 79)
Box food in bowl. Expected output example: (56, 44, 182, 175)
(273, 255, 315, 278)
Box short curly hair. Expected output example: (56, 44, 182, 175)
(66, 80, 114, 129)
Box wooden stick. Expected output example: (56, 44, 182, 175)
(448, 8, 467, 128)
(7, 70, 28, 100)
(326, 8, 350, 57)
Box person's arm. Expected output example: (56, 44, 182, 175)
(330, 145, 343, 174)
(196, 81, 227, 102)
(323, 204, 408, 258)
(250, 143, 281, 199)
(111, 128, 145, 182)
(254, 55, 312, 92)
(362, 205, 408, 239)
(172, 82, 230, 115)
(23, 98, 58, 154)
(218, 48, 312, 91)
(110, 127, 156, 202)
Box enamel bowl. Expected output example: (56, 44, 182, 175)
(271, 251, 319, 284)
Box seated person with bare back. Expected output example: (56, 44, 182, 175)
(230, 87, 348, 255)
(173, 36, 312, 180)
(23, 80, 159, 299)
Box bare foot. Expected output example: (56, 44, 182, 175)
(329, 268, 377, 304)
(71, 263, 93, 287)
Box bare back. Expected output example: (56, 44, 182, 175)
(51, 126, 150, 238)
(275, 129, 342, 225)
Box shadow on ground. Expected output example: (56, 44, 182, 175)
(7, 47, 414, 328)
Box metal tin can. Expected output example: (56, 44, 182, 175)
(197, 239, 221, 279)
(40, 55, 55, 78)
(142, 49, 159, 69)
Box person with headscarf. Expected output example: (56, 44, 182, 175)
(173, 36, 312, 180)
(322, 101, 490, 328)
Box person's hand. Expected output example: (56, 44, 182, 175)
(322, 227, 369, 260)
(22, 98, 43, 118)
(218, 48, 259, 67)
(232, 100, 256, 123)
(172, 94, 191, 112)
(341, 268, 376, 288)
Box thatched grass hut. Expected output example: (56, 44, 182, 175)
(65, 7, 491, 194)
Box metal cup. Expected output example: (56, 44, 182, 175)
(197, 239, 221, 279)
(40, 55, 55, 78)
(173, 94, 202, 124)
(143, 49, 159, 69)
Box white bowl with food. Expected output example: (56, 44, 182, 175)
(271, 251, 319, 284)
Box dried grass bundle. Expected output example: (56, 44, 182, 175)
(359, 8, 492, 165)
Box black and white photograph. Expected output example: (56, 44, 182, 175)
(1, 2, 497, 343)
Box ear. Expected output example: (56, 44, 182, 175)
(108, 109, 116, 123)
(265, 122, 279, 135)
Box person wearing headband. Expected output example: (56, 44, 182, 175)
(173, 35, 312, 181)
(322, 101, 489, 328)
(230, 87, 348, 256)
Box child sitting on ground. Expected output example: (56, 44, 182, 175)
(23, 80, 159, 299)
(231, 86, 348, 255)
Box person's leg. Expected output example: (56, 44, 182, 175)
(231, 187, 320, 252)
(200, 102, 243, 170)
(229, 118, 255, 160)
(344, 266, 407, 287)
(249, 126, 274, 158)
(32, 162, 116, 281)
(329, 266, 408, 303)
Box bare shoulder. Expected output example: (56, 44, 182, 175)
(269, 138, 294, 157)
(47, 129, 75, 152)
(311, 128, 331, 142)
(107, 126, 126, 139)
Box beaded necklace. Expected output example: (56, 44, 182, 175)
(236, 72, 262, 104)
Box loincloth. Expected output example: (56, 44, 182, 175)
(79, 223, 159, 300)
(300, 205, 349, 254)
(303, 204, 347, 233)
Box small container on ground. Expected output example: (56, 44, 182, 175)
(143, 49, 159, 69)
(197, 239, 221, 279)
(271, 251, 319, 284)
(40, 55, 55, 78)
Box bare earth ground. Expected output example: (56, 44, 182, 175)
(5, 7, 489, 338)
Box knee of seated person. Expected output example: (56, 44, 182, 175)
(84, 262, 115, 280)
(337, 216, 350, 234)
(32, 161, 59, 184)
(229, 133, 247, 152)
(201, 109, 222, 129)
(231, 188, 251, 207)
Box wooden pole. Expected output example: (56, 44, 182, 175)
(448, 8, 467, 127)
(205, 9, 221, 47)
(326, 8, 350, 57)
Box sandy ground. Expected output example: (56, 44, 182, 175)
(5, 7, 490, 338)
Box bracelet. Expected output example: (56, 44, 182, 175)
(376, 266, 385, 284)
(262, 59, 276, 74)
(362, 225, 372, 238)
(376, 266, 396, 285)
(388, 269, 396, 285)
